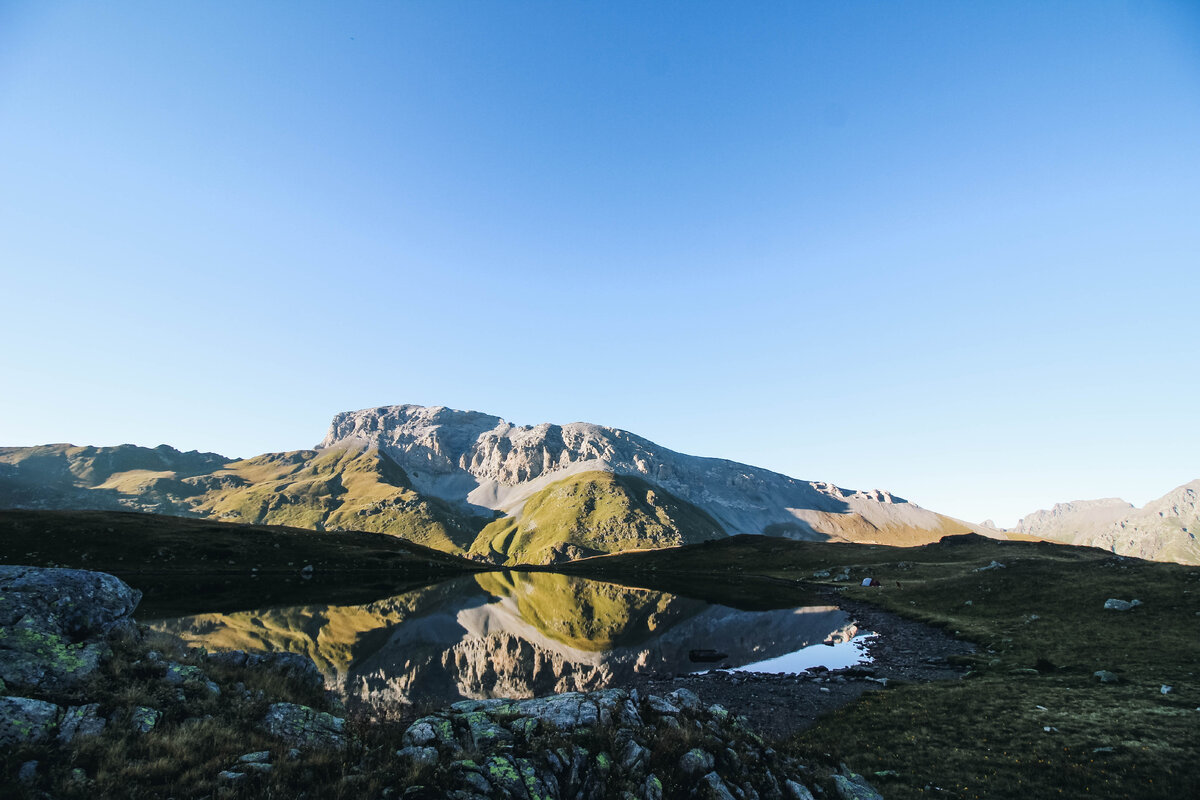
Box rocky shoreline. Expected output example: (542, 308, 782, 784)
(1, 566, 901, 798)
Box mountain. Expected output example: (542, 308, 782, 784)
(320, 405, 985, 551)
(0, 403, 992, 564)
(1013, 480, 1200, 564)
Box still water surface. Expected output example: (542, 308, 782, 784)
(151, 572, 870, 710)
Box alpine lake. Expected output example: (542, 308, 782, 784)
(139, 571, 875, 715)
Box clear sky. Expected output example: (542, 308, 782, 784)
(2, 1, 1199, 527)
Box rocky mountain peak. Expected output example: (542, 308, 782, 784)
(315, 404, 975, 542)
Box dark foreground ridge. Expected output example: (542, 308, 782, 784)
(1, 565, 887, 799)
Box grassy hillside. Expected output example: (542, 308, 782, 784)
(190, 447, 488, 552)
(0, 509, 482, 616)
(0, 444, 491, 555)
(468, 471, 725, 565)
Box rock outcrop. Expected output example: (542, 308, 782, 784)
(391, 686, 877, 800)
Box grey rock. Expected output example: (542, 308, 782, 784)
(396, 746, 439, 768)
(242, 762, 273, 773)
(260, 702, 346, 749)
(833, 771, 885, 800)
(1093, 670, 1120, 684)
(130, 706, 162, 734)
(641, 773, 664, 800)
(668, 687, 702, 711)
(974, 561, 1006, 571)
(698, 771, 738, 800)
(1103, 598, 1141, 611)
(218, 770, 247, 781)
(784, 780, 817, 800)
(403, 715, 456, 749)
(0, 566, 141, 693)
(164, 662, 221, 696)
(620, 738, 650, 772)
(459, 771, 492, 793)
(509, 691, 601, 730)
(238, 750, 271, 763)
(463, 710, 514, 751)
(0, 696, 60, 746)
(0, 565, 141, 637)
(679, 748, 716, 775)
(0, 618, 108, 692)
(57, 702, 106, 744)
(18, 760, 38, 784)
(646, 694, 681, 715)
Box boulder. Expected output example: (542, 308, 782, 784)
(833, 770, 885, 800)
(0, 566, 140, 692)
(130, 706, 162, 734)
(260, 702, 346, 749)
(680, 748, 716, 775)
(0, 696, 60, 746)
(57, 703, 106, 744)
(0, 565, 141, 637)
(1103, 598, 1141, 611)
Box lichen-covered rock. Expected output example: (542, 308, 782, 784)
(680, 748, 716, 775)
(0, 566, 141, 637)
(57, 703, 106, 744)
(0, 621, 107, 691)
(698, 771, 738, 800)
(0, 696, 60, 746)
(130, 705, 162, 734)
(260, 702, 346, 749)
(0, 566, 139, 692)
(164, 662, 221, 696)
(396, 746, 439, 768)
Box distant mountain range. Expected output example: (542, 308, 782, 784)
(1006, 480, 1200, 565)
(0, 403, 986, 564)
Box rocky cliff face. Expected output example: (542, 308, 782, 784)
(320, 404, 981, 544)
(1015, 481, 1200, 564)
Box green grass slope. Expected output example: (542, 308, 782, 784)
(190, 447, 487, 553)
(468, 470, 725, 565)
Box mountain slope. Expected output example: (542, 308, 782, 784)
(320, 404, 990, 548)
(467, 471, 725, 565)
(1, 403, 998, 564)
(1014, 480, 1200, 564)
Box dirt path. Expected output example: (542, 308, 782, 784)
(630, 593, 976, 741)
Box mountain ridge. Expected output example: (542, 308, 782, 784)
(3, 403, 998, 564)
(1012, 480, 1200, 564)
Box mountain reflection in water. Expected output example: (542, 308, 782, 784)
(151, 572, 860, 710)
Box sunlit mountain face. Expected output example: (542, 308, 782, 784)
(150, 572, 860, 710)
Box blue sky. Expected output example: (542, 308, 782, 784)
(2, 1, 1198, 526)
